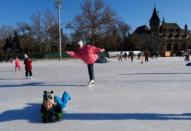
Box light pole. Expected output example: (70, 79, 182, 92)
(54, 0, 63, 60)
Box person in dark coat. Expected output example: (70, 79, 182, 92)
(24, 54, 32, 78)
(128, 51, 134, 62)
(144, 49, 149, 62)
(124, 52, 128, 61)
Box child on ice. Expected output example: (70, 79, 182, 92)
(23, 54, 32, 78)
(41, 90, 71, 123)
(66, 40, 105, 86)
(15, 56, 21, 71)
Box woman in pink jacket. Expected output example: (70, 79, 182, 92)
(66, 40, 105, 86)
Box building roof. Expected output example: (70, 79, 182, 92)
(134, 25, 150, 34)
(132, 6, 190, 39)
(160, 23, 180, 31)
(159, 22, 189, 38)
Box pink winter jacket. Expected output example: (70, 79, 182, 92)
(15, 58, 21, 66)
(67, 44, 103, 64)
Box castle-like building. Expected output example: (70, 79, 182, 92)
(133, 7, 191, 56)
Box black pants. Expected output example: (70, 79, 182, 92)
(87, 64, 94, 81)
(25, 70, 32, 77)
(145, 57, 149, 62)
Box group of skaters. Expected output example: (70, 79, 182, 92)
(41, 40, 104, 123)
(39, 40, 104, 123)
(8, 40, 191, 123)
(13, 41, 158, 86)
(117, 49, 150, 63)
(13, 54, 71, 123)
(13, 53, 72, 123)
(11, 40, 165, 123)
(0, 40, 104, 123)
(12, 40, 104, 86)
(14, 53, 33, 79)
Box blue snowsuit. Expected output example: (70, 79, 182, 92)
(55, 91, 71, 109)
(41, 91, 71, 123)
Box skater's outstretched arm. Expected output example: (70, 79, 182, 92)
(66, 51, 81, 59)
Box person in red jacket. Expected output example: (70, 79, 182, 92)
(66, 40, 105, 86)
(24, 54, 32, 79)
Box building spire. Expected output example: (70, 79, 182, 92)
(149, 6, 160, 33)
(150, 7, 160, 22)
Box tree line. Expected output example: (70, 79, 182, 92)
(0, 0, 144, 58)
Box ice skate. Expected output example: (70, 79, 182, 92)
(88, 80, 95, 86)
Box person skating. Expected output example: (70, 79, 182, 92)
(14, 56, 21, 71)
(184, 50, 190, 61)
(66, 40, 105, 86)
(118, 51, 123, 61)
(124, 52, 128, 61)
(128, 51, 134, 62)
(137, 52, 141, 60)
(144, 49, 149, 62)
(24, 54, 32, 79)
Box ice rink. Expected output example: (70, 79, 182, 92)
(1, 57, 191, 131)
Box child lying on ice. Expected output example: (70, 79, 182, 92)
(41, 90, 71, 123)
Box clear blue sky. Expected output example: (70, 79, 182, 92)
(0, 0, 191, 32)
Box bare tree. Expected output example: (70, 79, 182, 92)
(117, 21, 131, 50)
(16, 22, 32, 38)
(31, 12, 43, 46)
(42, 9, 58, 53)
(0, 25, 15, 52)
(66, 0, 118, 45)
(0, 25, 15, 40)
(43, 9, 57, 42)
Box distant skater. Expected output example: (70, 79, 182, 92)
(66, 40, 105, 86)
(15, 56, 21, 71)
(118, 52, 123, 61)
(184, 50, 190, 61)
(124, 52, 128, 61)
(24, 54, 32, 79)
(128, 51, 134, 62)
(155, 51, 159, 59)
(137, 52, 141, 60)
(144, 49, 149, 62)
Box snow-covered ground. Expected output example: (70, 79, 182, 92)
(1, 57, 191, 131)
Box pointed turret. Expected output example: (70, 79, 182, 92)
(149, 7, 160, 33)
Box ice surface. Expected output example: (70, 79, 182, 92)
(1, 57, 191, 131)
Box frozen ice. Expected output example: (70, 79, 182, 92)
(0, 57, 191, 131)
